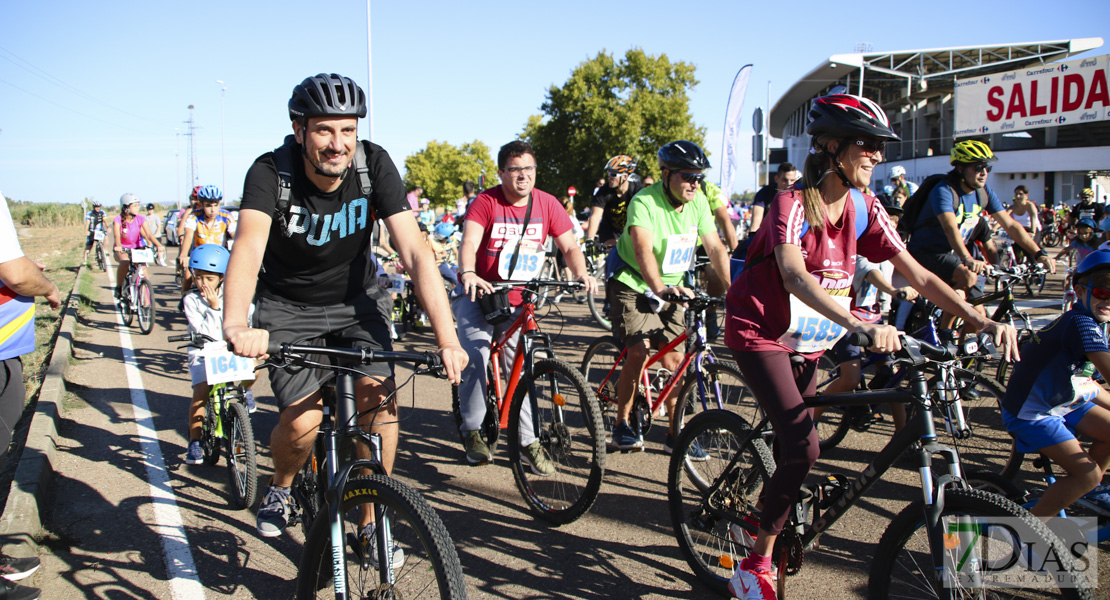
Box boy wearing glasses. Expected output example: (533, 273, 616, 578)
(906, 140, 1052, 303)
(607, 140, 731, 452)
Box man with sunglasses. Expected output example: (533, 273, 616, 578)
(607, 140, 731, 453)
(585, 155, 642, 246)
(1070, 188, 1103, 229)
(907, 139, 1052, 305)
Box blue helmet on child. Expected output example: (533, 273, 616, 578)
(189, 244, 230, 275)
(433, 222, 456, 241)
(1077, 248, 1110, 279)
(196, 185, 222, 202)
(1077, 218, 1100, 232)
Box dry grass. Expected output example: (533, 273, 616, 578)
(14, 224, 85, 401)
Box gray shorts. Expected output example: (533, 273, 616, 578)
(609, 277, 686, 346)
(254, 291, 394, 411)
(911, 249, 985, 300)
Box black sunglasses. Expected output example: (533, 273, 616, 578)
(853, 139, 886, 155)
(671, 171, 706, 184)
(970, 164, 993, 174)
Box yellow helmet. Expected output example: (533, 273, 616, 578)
(950, 140, 997, 165)
(1080, 188, 1094, 199)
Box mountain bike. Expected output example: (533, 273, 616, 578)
(450, 280, 605, 525)
(264, 342, 467, 600)
(580, 293, 757, 458)
(167, 331, 258, 509)
(119, 247, 155, 335)
(91, 229, 106, 272)
(668, 333, 1093, 599)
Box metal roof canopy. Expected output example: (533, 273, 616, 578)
(769, 38, 1104, 137)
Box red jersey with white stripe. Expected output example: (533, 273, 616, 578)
(725, 188, 904, 353)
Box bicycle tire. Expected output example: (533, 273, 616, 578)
(673, 360, 763, 443)
(667, 410, 774, 596)
(293, 442, 324, 538)
(121, 282, 135, 327)
(947, 370, 1023, 480)
(225, 399, 258, 509)
(586, 286, 612, 331)
(450, 362, 500, 458)
(1043, 230, 1061, 248)
(810, 354, 854, 453)
(579, 336, 623, 442)
(295, 475, 467, 600)
(995, 329, 1034, 387)
(136, 279, 154, 335)
(508, 358, 605, 525)
(201, 397, 221, 467)
(1026, 272, 1047, 297)
(95, 243, 106, 272)
(869, 487, 1093, 599)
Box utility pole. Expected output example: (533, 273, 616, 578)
(185, 105, 199, 189)
(365, 0, 374, 142)
(175, 128, 181, 208)
(216, 81, 227, 194)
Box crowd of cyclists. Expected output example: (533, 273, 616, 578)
(77, 73, 1110, 599)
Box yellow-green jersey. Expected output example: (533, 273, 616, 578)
(614, 182, 716, 293)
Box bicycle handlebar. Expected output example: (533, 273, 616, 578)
(847, 331, 956, 362)
(168, 331, 220, 348)
(488, 280, 585, 292)
(659, 291, 723, 311)
(265, 341, 444, 373)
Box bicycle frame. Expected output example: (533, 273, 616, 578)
(590, 299, 723, 417)
(486, 285, 557, 431)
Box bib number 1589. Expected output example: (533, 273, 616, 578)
(789, 316, 844, 343)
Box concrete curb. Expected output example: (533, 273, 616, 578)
(0, 264, 84, 557)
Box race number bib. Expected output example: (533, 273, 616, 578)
(959, 216, 981, 243)
(778, 294, 852, 353)
(1050, 376, 1102, 417)
(662, 232, 698, 275)
(201, 342, 256, 385)
(497, 239, 545, 280)
(131, 248, 154, 264)
(93, 230, 105, 241)
(386, 273, 408, 294)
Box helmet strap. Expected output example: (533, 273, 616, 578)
(828, 142, 853, 188)
(660, 170, 683, 209)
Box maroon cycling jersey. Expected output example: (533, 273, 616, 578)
(725, 188, 904, 354)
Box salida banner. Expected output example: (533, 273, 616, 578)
(954, 54, 1110, 137)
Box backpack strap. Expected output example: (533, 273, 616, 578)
(273, 135, 374, 236)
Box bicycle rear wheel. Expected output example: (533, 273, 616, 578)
(95, 243, 106, 272)
(668, 410, 774, 596)
(1043, 230, 1061, 248)
(509, 358, 605, 525)
(870, 488, 1093, 599)
(674, 360, 762, 441)
(586, 281, 612, 331)
(295, 475, 467, 600)
(293, 441, 324, 538)
(579, 336, 622, 442)
(225, 399, 258, 509)
(136, 279, 154, 334)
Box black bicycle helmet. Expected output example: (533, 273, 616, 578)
(806, 94, 899, 142)
(288, 73, 367, 121)
(657, 141, 710, 171)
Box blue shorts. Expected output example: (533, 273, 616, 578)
(1002, 403, 1097, 454)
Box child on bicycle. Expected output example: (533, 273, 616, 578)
(1055, 218, 1099, 265)
(1001, 249, 1110, 517)
(183, 244, 256, 464)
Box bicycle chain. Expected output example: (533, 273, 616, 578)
(774, 527, 805, 575)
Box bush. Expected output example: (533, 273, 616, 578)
(5, 200, 84, 227)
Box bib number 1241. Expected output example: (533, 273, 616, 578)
(789, 316, 844, 343)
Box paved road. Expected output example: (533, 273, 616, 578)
(33, 263, 1108, 599)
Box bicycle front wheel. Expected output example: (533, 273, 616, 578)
(95, 243, 106, 272)
(296, 475, 467, 600)
(668, 409, 774, 596)
(674, 360, 762, 441)
(121, 283, 135, 327)
(870, 487, 1092, 599)
(508, 358, 605, 525)
(225, 400, 258, 509)
(579, 336, 622, 442)
(201, 397, 221, 467)
(586, 283, 612, 331)
(136, 279, 154, 334)
(949, 370, 1022, 480)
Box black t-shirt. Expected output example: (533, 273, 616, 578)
(1070, 201, 1105, 224)
(751, 183, 776, 210)
(590, 180, 643, 241)
(240, 140, 409, 305)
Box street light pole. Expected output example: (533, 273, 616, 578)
(216, 80, 227, 195)
(175, 128, 181, 208)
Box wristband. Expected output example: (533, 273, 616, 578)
(457, 270, 475, 285)
(1036, 249, 1048, 258)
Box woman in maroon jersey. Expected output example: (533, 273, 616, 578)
(722, 94, 1020, 600)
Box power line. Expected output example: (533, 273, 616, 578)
(0, 45, 159, 124)
(0, 76, 132, 132)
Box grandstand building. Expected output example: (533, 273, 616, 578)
(769, 38, 1109, 207)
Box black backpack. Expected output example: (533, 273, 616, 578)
(897, 171, 988, 240)
(272, 134, 373, 236)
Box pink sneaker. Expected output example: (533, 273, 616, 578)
(728, 565, 777, 600)
(729, 513, 760, 551)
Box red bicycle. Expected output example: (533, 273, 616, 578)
(450, 279, 606, 525)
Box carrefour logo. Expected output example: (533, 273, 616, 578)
(1057, 116, 1067, 124)
(1058, 64, 1070, 72)
(979, 126, 990, 133)
(981, 76, 991, 84)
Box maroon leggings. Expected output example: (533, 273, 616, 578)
(731, 350, 819, 536)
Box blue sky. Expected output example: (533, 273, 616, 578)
(1, 0, 1107, 207)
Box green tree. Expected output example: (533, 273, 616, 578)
(403, 140, 499, 207)
(521, 48, 707, 201)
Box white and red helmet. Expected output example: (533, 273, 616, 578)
(806, 94, 899, 142)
